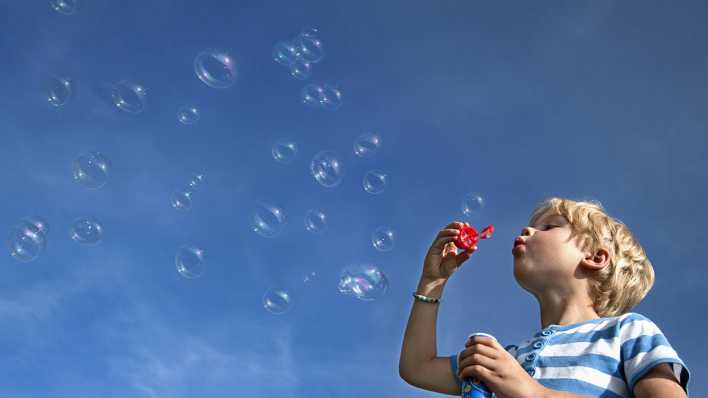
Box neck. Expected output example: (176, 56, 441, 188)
(536, 290, 600, 329)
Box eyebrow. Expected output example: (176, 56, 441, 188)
(531, 214, 565, 227)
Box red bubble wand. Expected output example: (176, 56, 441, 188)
(454, 224, 494, 250)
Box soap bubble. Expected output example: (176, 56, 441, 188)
(194, 50, 237, 89)
(177, 106, 200, 125)
(7, 220, 47, 262)
(187, 173, 205, 191)
(252, 202, 287, 238)
(363, 170, 388, 194)
(272, 141, 298, 164)
(289, 58, 312, 80)
(301, 84, 325, 108)
(25, 216, 49, 236)
(354, 132, 381, 157)
(310, 151, 344, 188)
(320, 84, 342, 111)
(46, 77, 72, 107)
(338, 264, 389, 301)
(50, 0, 79, 15)
(171, 190, 193, 210)
(263, 288, 292, 314)
(296, 35, 324, 64)
(304, 209, 327, 234)
(175, 246, 205, 279)
(111, 80, 146, 114)
(300, 26, 320, 39)
(300, 83, 342, 111)
(272, 40, 301, 67)
(72, 151, 110, 189)
(372, 226, 395, 252)
(70, 217, 103, 245)
(462, 192, 485, 218)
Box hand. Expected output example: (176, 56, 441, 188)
(458, 335, 546, 398)
(421, 221, 477, 283)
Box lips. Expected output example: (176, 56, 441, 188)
(513, 238, 526, 248)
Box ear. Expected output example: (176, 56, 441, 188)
(580, 248, 611, 271)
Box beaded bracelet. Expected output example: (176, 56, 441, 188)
(413, 292, 441, 304)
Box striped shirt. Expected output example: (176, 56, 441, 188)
(450, 312, 690, 397)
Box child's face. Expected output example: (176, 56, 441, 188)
(513, 212, 587, 296)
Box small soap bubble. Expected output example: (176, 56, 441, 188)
(177, 106, 200, 125)
(302, 271, 318, 285)
(24, 216, 49, 236)
(296, 35, 325, 64)
(321, 84, 342, 111)
(272, 141, 298, 164)
(50, 0, 79, 15)
(300, 83, 342, 110)
(363, 170, 388, 194)
(111, 80, 146, 114)
(310, 151, 344, 188)
(194, 50, 237, 89)
(272, 40, 301, 67)
(171, 190, 193, 210)
(301, 84, 325, 108)
(300, 26, 320, 39)
(70, 217, 104, 245)
(372, 226, 395, 252)
(462, 192, 485, 218)
(338, 264, 389, 301)
(252, 202, 287, 238)
(187, 173, 205, 191)
(354, 132, 381, 157)
(289, 58, 312, 80)
(175, 246, 205, 279)
(7, 220, 47, 263)
(46, 77, 72, 107)
(72, 151, 110, 189)
(263, 288, 292, 315)
(304, 209, 327, 234)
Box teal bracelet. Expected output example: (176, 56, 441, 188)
(413, 292, 440, 304)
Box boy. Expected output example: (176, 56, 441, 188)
(399, 197, 690, 397)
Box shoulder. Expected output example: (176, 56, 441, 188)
(616, 312, 665, 340)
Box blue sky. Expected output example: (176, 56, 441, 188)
(1, 1, 706, 396)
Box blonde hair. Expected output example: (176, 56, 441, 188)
(528, 197, 654, 317)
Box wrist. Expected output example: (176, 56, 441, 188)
(416, 278, 446, 299)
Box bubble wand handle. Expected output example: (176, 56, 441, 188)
(461, 332, 496, 398)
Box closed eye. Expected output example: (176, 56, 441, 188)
(543, 225, 557, 230)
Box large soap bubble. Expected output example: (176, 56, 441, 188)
(372, 226, 395, 252)
(310, 150, 344, 188)
(7, 218, 48, 263)
(263, 288, 293, 314)
(462, 192, 485, 218)
(338, 264, 389, 301)
(50, 0, 79, 15)
(46, 77, 72, 107)
(252, 202, 287, 238)
(72, 151, 110, 189)
(111, 80, 147, 114)
(194, 50, 237, 89)
(363, 170, 388, 194)
(176, 246, 206, 279)
(354, 132, 381, 157)
(70, 217, 104, 245)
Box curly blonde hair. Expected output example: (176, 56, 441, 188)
(528, 197, 654, 317)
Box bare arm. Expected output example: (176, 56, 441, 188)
(398, 222, 477, 395)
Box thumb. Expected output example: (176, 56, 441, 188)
(454, 247, 477, 267)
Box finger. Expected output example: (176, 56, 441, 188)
(443, 221, 465, 230)
(458, 360, 496, 381)
(458, 345, 499, 372)
(436, 228, 461, 239)
(431, 236, 457, 251)
(466, 335, 500, 350)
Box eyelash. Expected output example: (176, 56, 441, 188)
(543, 225, 557, 230)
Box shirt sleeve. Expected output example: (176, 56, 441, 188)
(620, 313, 690, 395)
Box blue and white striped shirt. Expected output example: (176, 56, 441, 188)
(450, 312, 690, 397)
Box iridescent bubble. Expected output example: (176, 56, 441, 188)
(310, 151, 344, 188)
(354, 132, 382, 157)
(263, 287, 292, 315)
(252, 202, 287, 238)
(338, 264, 389, 301)
(50, 0, 79, 15)
(177, 106, 200, 125)
(72, 151, 110, 189)
(111, 80, 147, 114)
(301, 84, 325, 108)
(7, 220, 47, 263)
(187, 173, 205, 191)
(289, 58, 312, 80)
(462, 192, 485, 218)
(272, 141, 298, 164)
(194, 50, 237, 89)
(175, 246, 205, 279)
(272, 40, 301, 67)
(304, 209, 327, 234)
(296, 35, 325, 64)
(171, 190, 193, 210)
(321, 84, 342, 111)
(46, 77, 72, 107)
(363, 170, 388, 195)
(70, 217, 103, 245)
(372, 226, 395, 252)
